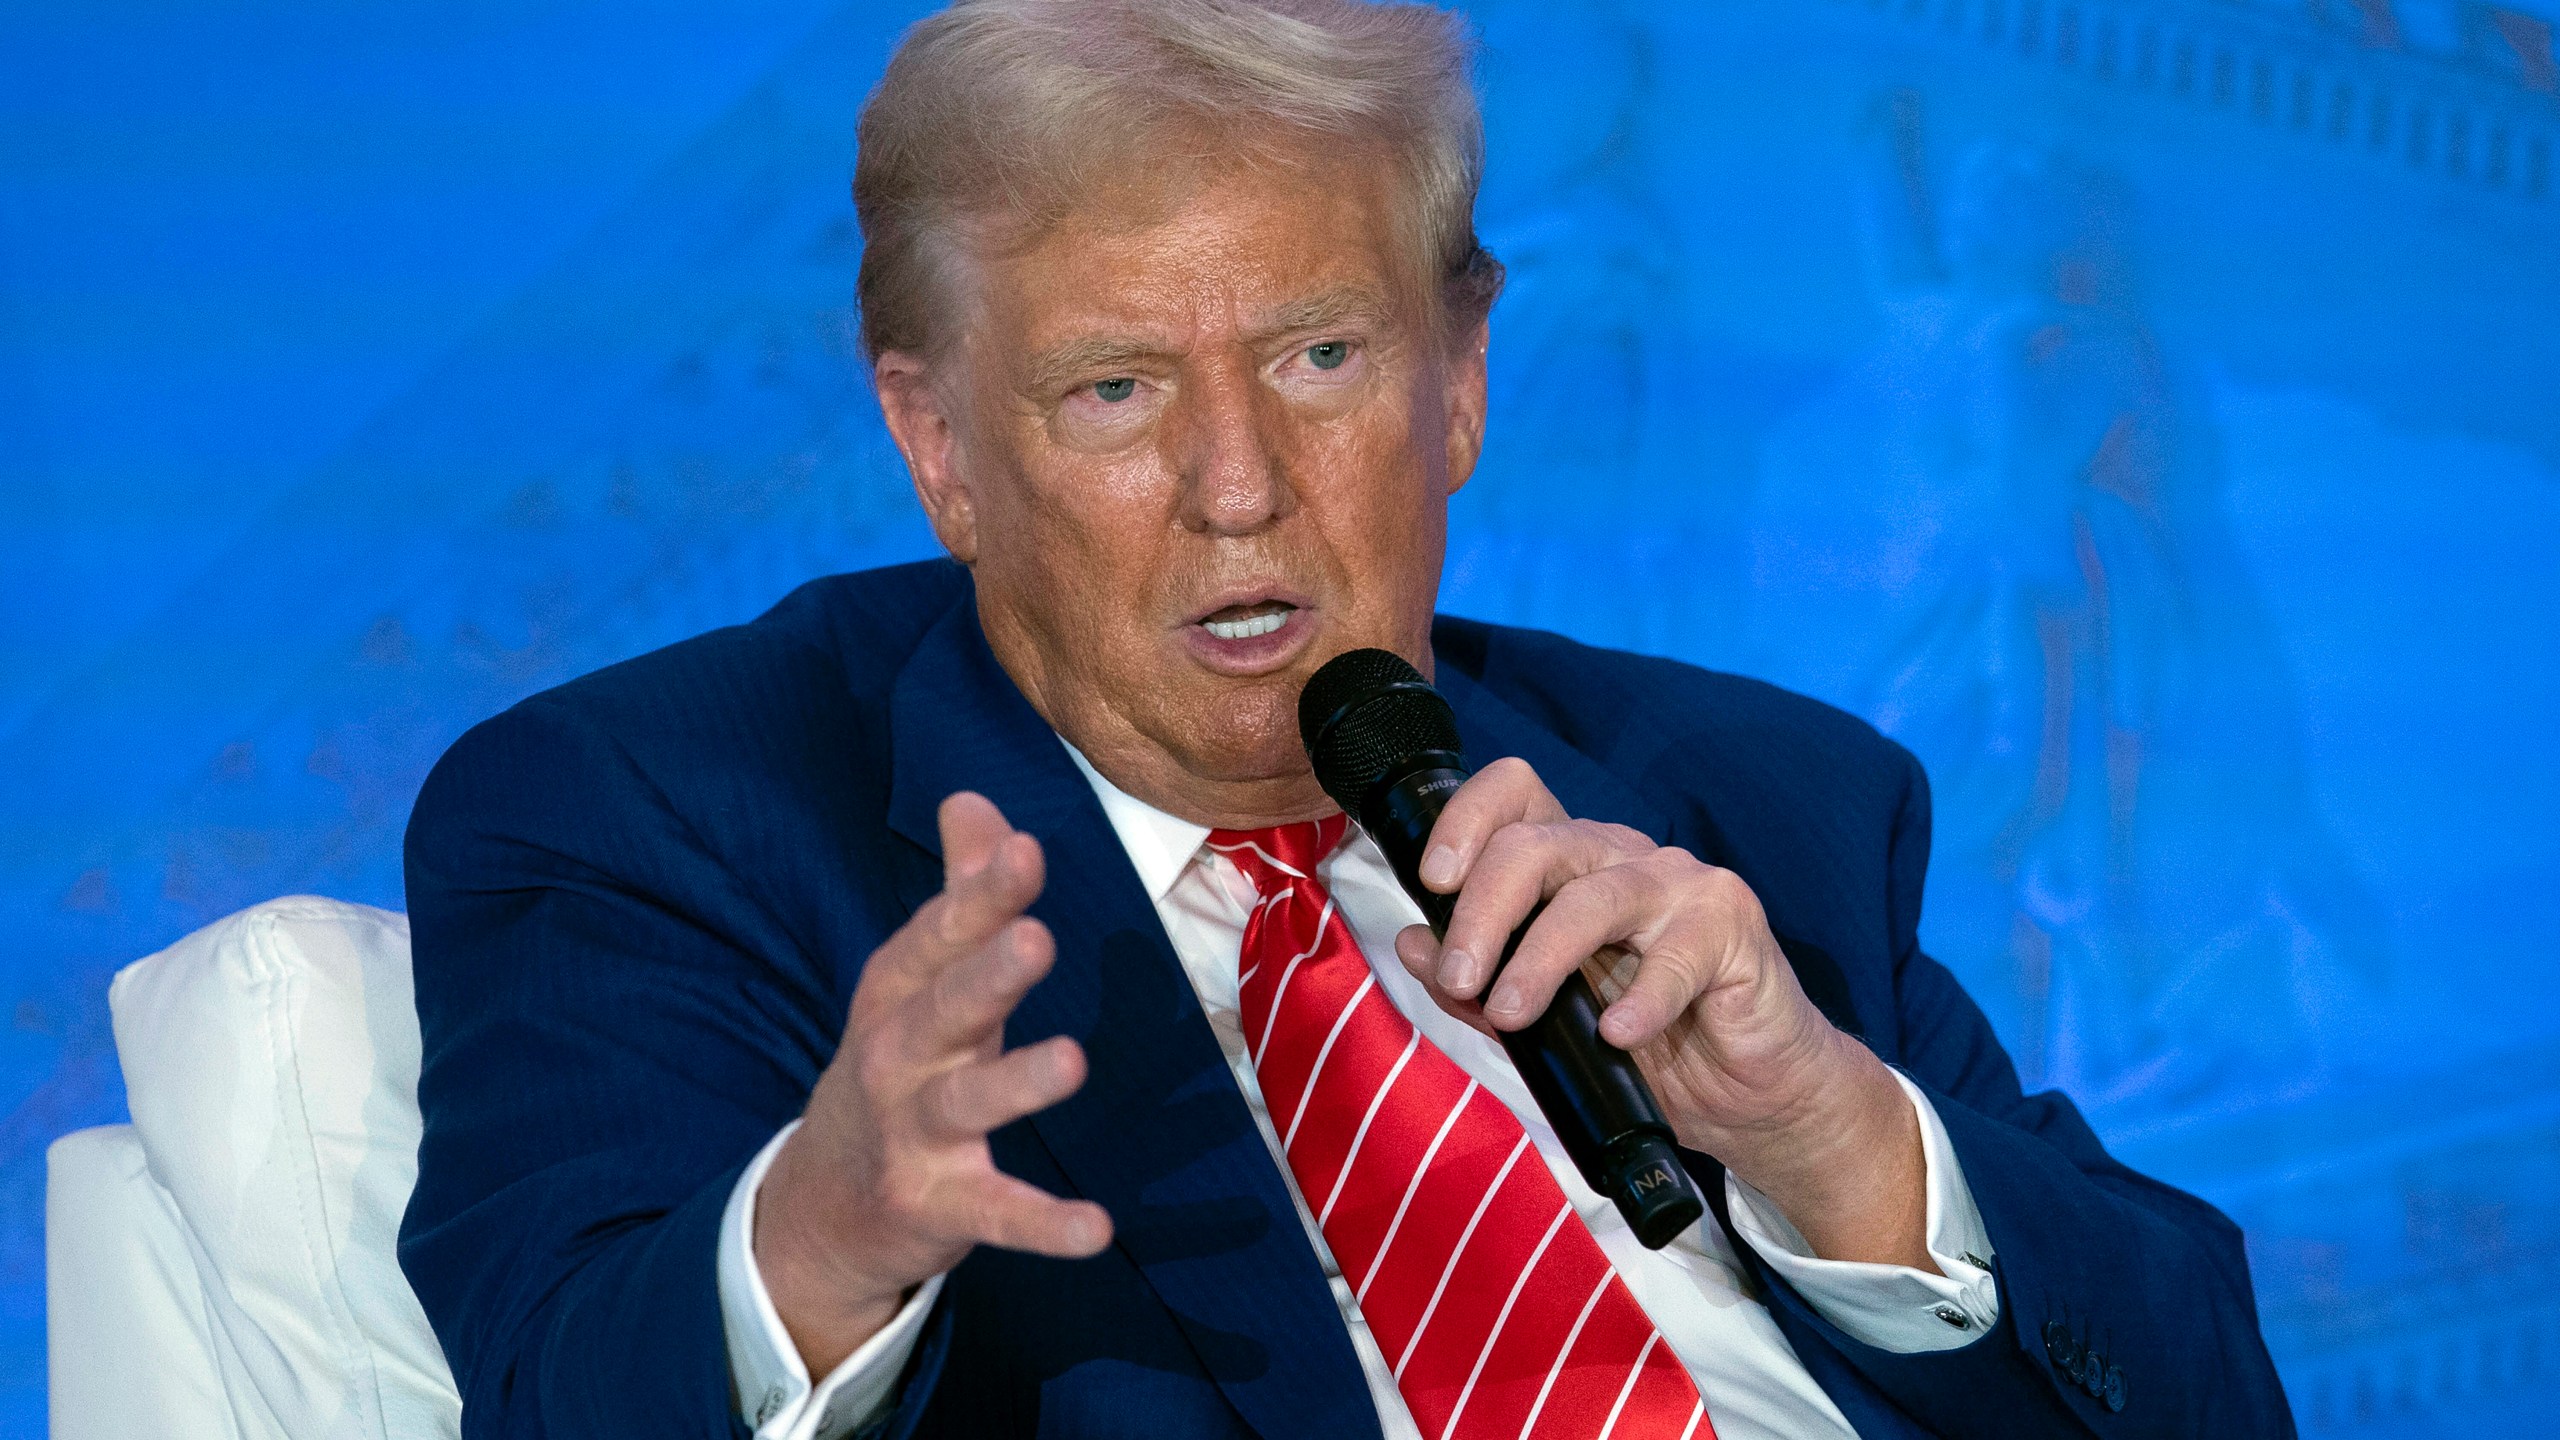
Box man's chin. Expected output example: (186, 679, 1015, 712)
(1152, 692, 1317, 779)
(1172, 726, 1309, 788)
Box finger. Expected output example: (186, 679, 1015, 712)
(1596, 942, 1714, 1048)
(1597, 865, 1766, 1046)
(1394, 925, 1502, 1039)
(1393, 923, 1440, 979)
(1478, 860, 1660, 1028)
(926, 826, 1048, 951)
(863, 829, 1044, 1007)
(917, 1035, 1085, 1138)
(1436, 820, 1646, 1001)
(955, 1171, 1114, 1258)
(939, 791, 1016, 883)
(1417, 758, 1568, 894)
(908, 917, 1056, 1056)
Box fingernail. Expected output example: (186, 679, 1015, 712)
(1486, 983, 1519, 1019)
(1438, 948, 1478, 993)
(1420, 844, 1459, 889)
(1599, 1006, 1636, 1045)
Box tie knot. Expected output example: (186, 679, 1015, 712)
(1206, 814, 1351, 894)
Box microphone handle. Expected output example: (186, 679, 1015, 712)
(1362, 762, 1707, 1249)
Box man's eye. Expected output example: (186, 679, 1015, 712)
(1305, 341, 1351, 371)
(1092, 377, 1137, 403)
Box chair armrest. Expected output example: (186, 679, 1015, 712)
(47, 1124, 236, 1440)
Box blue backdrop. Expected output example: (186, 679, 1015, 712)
(4, 1, 2556, 1432)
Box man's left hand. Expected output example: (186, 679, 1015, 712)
(1390, 757, 1933, 1271)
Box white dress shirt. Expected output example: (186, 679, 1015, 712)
(718, 746, 2002, 1439)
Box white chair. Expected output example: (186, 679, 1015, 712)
(46, 897, 463, 1439)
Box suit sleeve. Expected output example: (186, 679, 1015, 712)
(1747, 752, 2298, 1439)
(398, 696, 946, 1439)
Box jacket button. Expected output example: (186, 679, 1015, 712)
(2043, 1321, 2082, 1381)
(2082, 1353, 2108, 1398)
(2104, 1365, 2128, 1413)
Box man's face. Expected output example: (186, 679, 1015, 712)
(879, 152, 1488, 827)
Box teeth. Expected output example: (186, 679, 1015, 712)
(1204, 610, 1289, 641)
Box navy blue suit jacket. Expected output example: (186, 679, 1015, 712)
(401, 560, 2293, 1439)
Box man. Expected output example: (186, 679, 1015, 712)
(399, 2, 2294, 1436)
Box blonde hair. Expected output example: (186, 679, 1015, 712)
(852, 0, 1502, 360)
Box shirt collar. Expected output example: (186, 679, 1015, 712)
(1060, 739, 1213, 905)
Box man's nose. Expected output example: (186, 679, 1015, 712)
(1172, 364, 1295, 536)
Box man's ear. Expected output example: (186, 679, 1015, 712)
(876, 349, 979, 563)
(1441, 315, 1491, 497)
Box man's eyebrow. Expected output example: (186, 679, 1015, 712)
(1022, 335, 1175, 395)
(1246, 284, 1393, 343)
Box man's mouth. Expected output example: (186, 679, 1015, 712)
(1199, 600, 1297, 641)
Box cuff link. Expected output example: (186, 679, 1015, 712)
(1929, 1303, 1972, 1330)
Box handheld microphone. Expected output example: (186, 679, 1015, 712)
(1297, 648, 1707, 1249)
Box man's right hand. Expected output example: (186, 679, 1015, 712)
(755, 791, 1113, 1376)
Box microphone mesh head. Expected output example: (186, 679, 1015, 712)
(1297, 649, 1465, 810)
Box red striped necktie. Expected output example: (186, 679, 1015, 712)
(1209, 816, 1713, 1440)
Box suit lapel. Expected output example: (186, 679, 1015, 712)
(1435, 665, 1674, 847)
(884, 595, 1382, 1440)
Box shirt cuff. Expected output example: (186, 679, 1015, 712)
(1724, 1069, 2000, 1354)
(719, 1121, 946, 1439)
